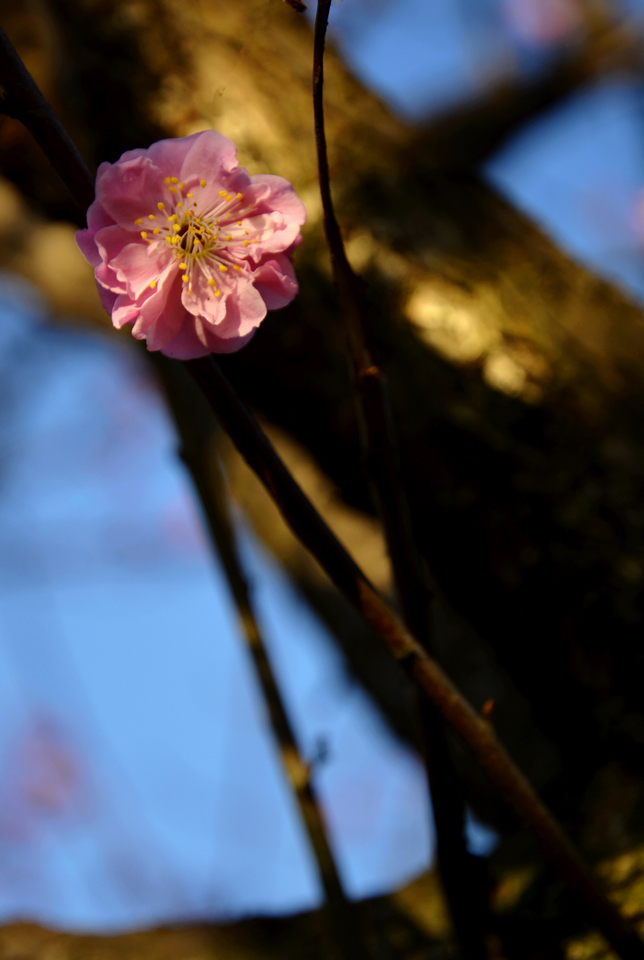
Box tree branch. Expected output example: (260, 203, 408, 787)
(187, 354, 644, 960)
(312, 2, 490, 956)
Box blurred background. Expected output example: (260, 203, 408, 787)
(1, 0, 644, 957)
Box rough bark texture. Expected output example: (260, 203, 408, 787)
(3, 0, 644, 955)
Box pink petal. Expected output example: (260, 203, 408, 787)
(161, 315, 256, 358)
(112, 241, 173, 299)
(111, 294, 140, 328)
(181, 269, 227, 325)
(97, 156, 166, 227)
(97, 286, 119, 316)
(93, 224, 140, 295)
(215, 281, 267, 339)
(250, 174, 307, 225)
(179, 130, 239, 181)
(135, 269, 187, 350)
(246, 213, 301, 258)
(143, 136, 197, 174)
(252, 255, 298, 309)
(160, 317, 211, 360)
(95, 261, 126, 295)
(75, 193, 114, 267)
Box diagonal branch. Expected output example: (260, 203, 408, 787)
(312, 1, 489, 956)
(187, 354, 644, 960)
(151, 355, 368, 958)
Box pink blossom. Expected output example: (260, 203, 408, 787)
(502, 0, 582, 46)
(76, 130, 307, 359)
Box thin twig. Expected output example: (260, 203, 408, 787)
(158, 359, 368, 960)
(312, 2, 489, 956)
(187, 354, 644, 960)
(1, 22, 643, 960)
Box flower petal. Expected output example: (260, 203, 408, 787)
(111, 294, 140, 328)
(244, 213, 301, 259)
(250, 174, 307, 225)
(181, 267, 227, 325)
(179, 130, 239, 181)
(216, 281, 267, 339)
(112, 241, 173, 299)
(160, 317, 211, 359)
(75, 190, 114, 267)
(97, 156, 166, 227)
(253, 255, 299, 310)
(97, 286, 119, 316)
(131, 263, 183, 344)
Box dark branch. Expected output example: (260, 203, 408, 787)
(312, 2, 489, 956)
(188, 355, 644, 960)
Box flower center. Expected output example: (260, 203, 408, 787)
(177, 212, 217, 259)
(136, 177, 257, 298)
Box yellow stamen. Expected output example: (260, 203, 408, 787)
(169, 186, 177, 193)
(169, 214, 178, 222)
(178, 182, 185, 190)
(153, 228, 160, 235)
(245, 230, 249, 235)
(140, 231, 147, 239)
(234, 265, 240, 271)
(187, 193, 194, 198)
(182, 275, 189, 283)
(219, 264, 228, 272)
(177, 202, 182, 208)
(226, 235, 232, 241)
(173, 224, 181, 232)
(171, 177, 179, 184)
(200, 180, 207, 188)
(244, 239, 249, 246)
(237, 221, 242, 226)
(208, 279, 216, 287)
(134, 218, 143, 225)
(164, 177, 171, 184)
(157, 202, 165, 210)
(150, 280, 156, 289)
(149, 214, 156, 220)
(219, 190, 227, 197)
(226, 194, 233, 201)
(179, 263, 187, 270)
(236, 193, 243, 200)
(215, 290, 221, 297)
